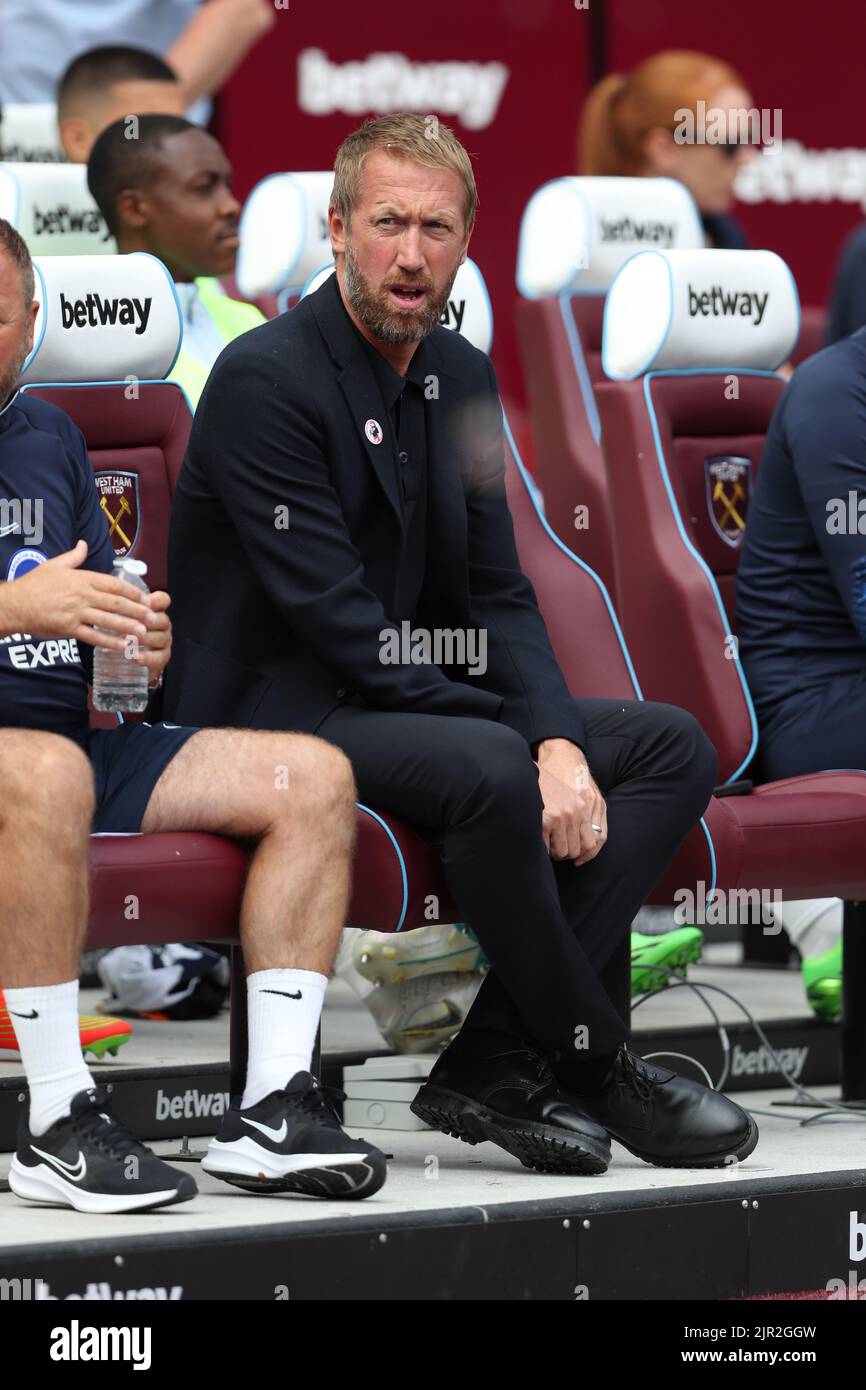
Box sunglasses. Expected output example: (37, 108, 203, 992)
(664, 127, 761, 158)
(715, 139, 759, 159)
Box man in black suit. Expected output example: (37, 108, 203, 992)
(165, 114, 758, 1174)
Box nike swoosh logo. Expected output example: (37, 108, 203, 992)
(243, 1115, 288, 1143)
(31, 1144, 87, 1183)
(262, 989, 302, 1000)
(0, 523, 20, 537)
(8, 1008, 38, 1019)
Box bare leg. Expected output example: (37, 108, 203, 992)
(140, 729, 357, 973)
(0, 731, 94, 987)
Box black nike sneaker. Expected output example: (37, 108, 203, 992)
(203, 1072, 387, 1199)
(10, 1086, 197, 1214)
(410, 1046, 611, 1175)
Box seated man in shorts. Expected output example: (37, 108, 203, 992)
(0, 217, 386, 1213)
(735, 330, 866, 1015)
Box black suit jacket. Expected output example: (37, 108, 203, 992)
(164, 272, 586, 751)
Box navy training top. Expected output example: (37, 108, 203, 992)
(736, 328, 866, 727)
(0, 390, 115, 746)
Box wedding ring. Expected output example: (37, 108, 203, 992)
(591, 823, 603, 833)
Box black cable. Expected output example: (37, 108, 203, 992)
(630, 962, 864, 1126)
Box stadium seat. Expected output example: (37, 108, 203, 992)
(0, 158, 115, 255)
(0, 101, 64, 163)
(790, 304, 827, 366)
(514, 176, 703, 591)
(19, 255, 460, 968)
(235, 170, 334, 314)
(219, 269, 280, 321)
(596, 247, 866, 1095)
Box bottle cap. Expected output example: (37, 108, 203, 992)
(119, 559, 148, 577)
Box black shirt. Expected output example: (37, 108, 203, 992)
(353, 326, 429, 625)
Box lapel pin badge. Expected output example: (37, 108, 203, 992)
(364, 418, 383, 445)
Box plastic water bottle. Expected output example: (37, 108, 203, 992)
(92, 559, 150, 713)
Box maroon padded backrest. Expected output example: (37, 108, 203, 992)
(597, 373, 785, 781)
(791, 305, 827, 367)
(503, 420, 637, 700)
(569, 297, 606, 388)
(23, 382, 192, 592)
(23, 382, 193, 731)
(515, 294, 616, 593)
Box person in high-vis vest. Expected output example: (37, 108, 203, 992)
(86, 113, 264, 408)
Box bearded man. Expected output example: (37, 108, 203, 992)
(164, 114, 756, 1177)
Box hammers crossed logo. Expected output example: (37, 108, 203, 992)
(712, 478, 747, 532)
(705, 456, 751, 547)
(100, 493, 133, 549)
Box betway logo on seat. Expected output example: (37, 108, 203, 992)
(688, 284, 768, 325)
(60, 292, 152, 335)
(599, 217, 675, 245)
(33, 203, 111, 240)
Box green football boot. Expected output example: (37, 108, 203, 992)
(630, 926, 704, 998)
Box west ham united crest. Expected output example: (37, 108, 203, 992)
(705, 456, 751, 547)
(95, 471, 141, 559)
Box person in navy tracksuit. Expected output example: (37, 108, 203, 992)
(737, 329, 866, 778)
(0, 218, 386, 1215)
(736, 335, 866, 1019)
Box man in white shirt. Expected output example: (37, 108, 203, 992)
(87, 114, 264, 407)
(0, 0, 274, 128)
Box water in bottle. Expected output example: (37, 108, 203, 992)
(92, 558, 150, 713)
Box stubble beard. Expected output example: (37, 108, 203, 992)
(342, 239, 458, 346)
(0, 333, 29, 410)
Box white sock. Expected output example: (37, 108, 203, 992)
(242, 968, 328, 1110)
(773, 898, 843, 959)
(4, 980, 94, 1136)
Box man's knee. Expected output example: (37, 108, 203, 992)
(0, 731, 95, 832)
(453, 722, 539, 817)
(649, 702, 718, 802)
(272, 734, 356, 835)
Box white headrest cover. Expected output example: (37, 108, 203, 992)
(516, 176, 703, 299)
(0, 161, 114, 255)
(301, 257, 493, 354)
(602, 248, 799, 379)
(22, 254, 182, 384)
(0, 104, 65, 163)
(236, 171, 333, 298)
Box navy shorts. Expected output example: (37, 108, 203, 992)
(87, 721, 199, 833)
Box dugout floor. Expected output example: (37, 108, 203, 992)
(1, 951, 864, 1299)
(0, 942, 826, 1085)
(0, 1082, 864, 1249)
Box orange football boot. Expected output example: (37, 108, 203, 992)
(0, 990, 132, 1060)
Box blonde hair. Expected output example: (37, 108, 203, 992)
(331, 114, 477, 233)
(579, 50, 748, 176)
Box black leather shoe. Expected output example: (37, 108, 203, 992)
(410, 1047, 611, 1174)
(566, 1048, 759, 1168)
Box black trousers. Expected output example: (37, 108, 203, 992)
(317, 697, 718, 1085)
